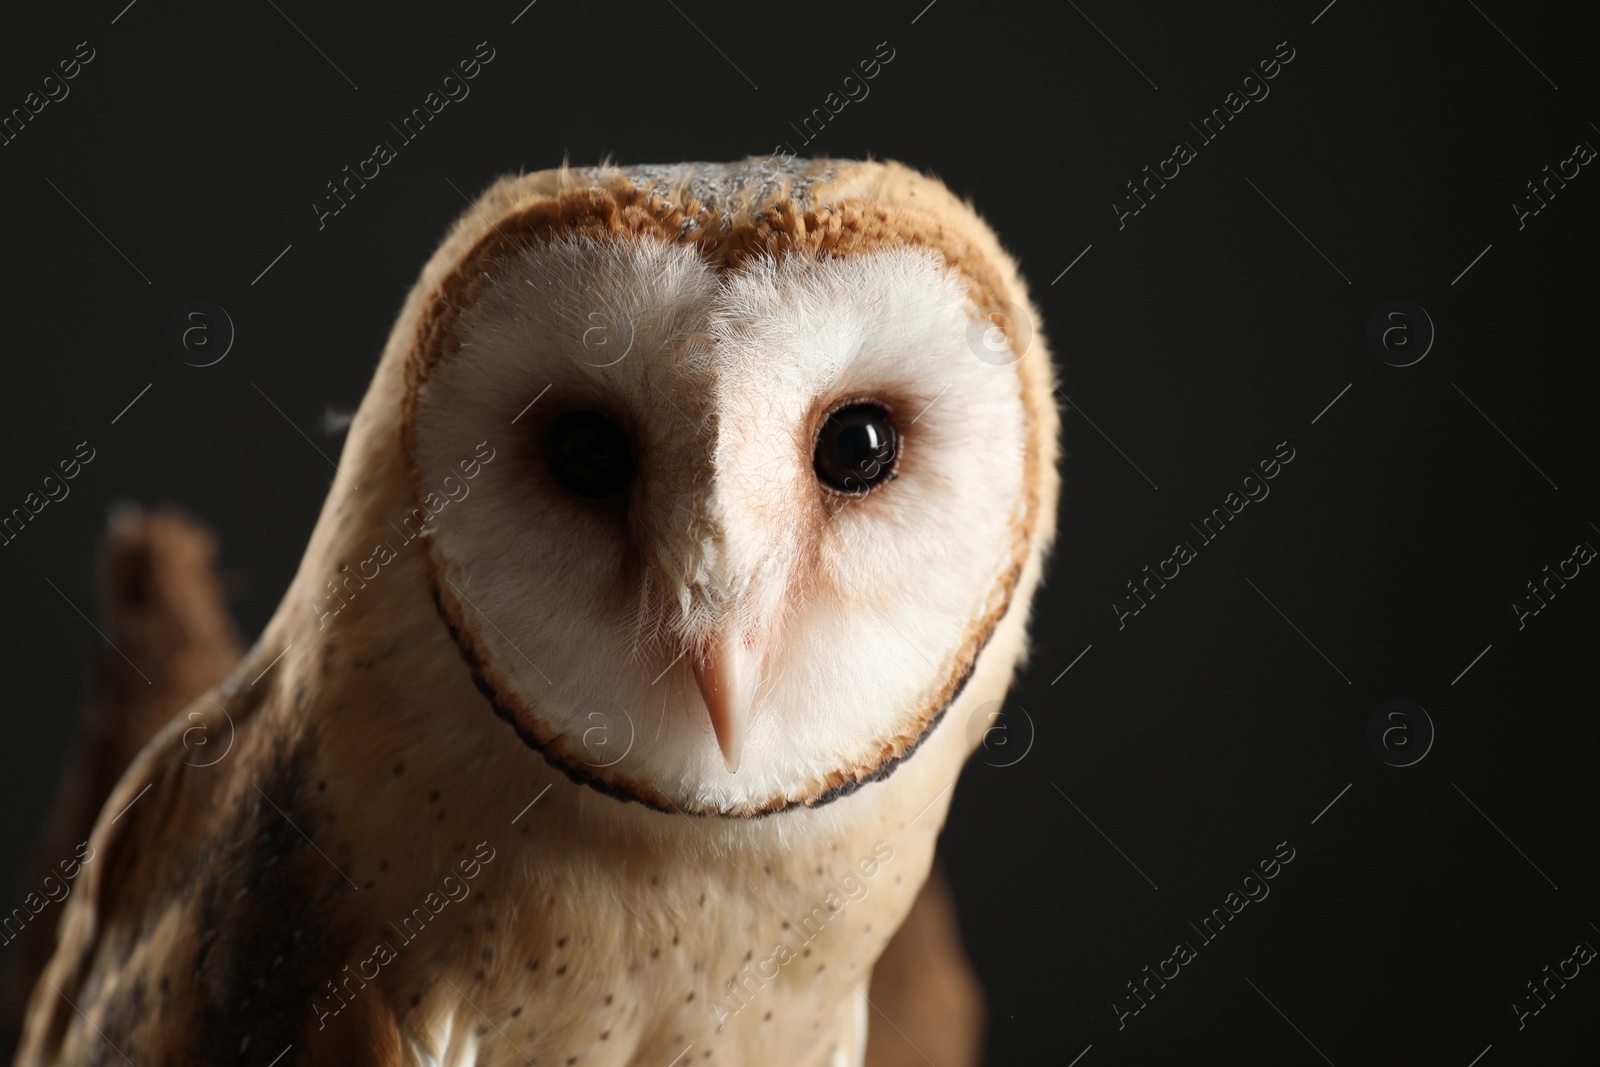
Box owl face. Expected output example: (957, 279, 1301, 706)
(401, 165, 1049, 817)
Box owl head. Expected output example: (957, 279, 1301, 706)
(365, 157, 1059, 818)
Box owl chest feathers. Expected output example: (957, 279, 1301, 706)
(296, 680, 939, 1066)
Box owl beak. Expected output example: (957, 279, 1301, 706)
(691, 634, 762, 773)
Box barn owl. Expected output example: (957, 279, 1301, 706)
(17, 156, 1060, 1066)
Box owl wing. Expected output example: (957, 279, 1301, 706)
(862, 862, 985, 1067)
(3, 508, 243, 1052)
(13, 510, 403, 1065)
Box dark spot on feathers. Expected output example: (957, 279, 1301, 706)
(191, 750, 345, 1061)
(394, 762, 405, 776)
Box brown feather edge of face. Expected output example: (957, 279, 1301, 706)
(399, 180, 1042, 819)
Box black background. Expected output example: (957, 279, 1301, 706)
(2, 1, 1596, 1063)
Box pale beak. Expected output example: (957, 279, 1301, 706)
(691, 633, 762, 773)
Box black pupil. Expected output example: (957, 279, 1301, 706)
(545, 411, 634, 498)
(814, 404, 897, 494)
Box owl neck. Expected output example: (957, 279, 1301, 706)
(254, 529, 944, 1059)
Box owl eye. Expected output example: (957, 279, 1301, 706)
(813, 403, 898, 495)
(544, 411, 635, 499)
